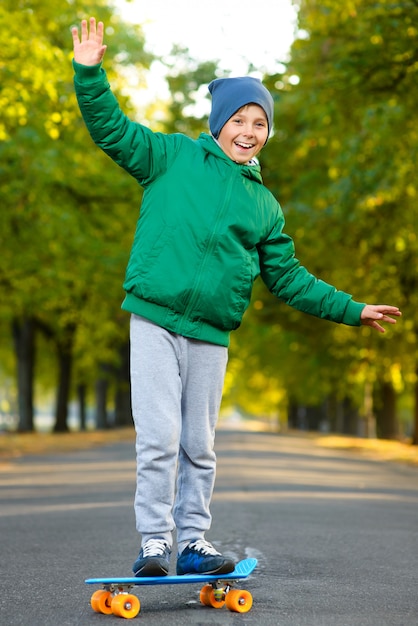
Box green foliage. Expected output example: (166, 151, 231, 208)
(230, 0, 417, 427)
(1, 0, 415, 436)
(160, 46, 221, 136)
(0, 0, 153, 398)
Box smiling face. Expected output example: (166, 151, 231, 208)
(217, 104, 269, 164)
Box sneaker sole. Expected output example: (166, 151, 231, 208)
(177, 562, 235, 576)
(134, 561, 169, 577)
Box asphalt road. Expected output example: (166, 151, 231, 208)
(0, 429, 417, 626)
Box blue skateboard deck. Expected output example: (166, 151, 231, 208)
(86, 557, 257, 617)
(86, 556, 257, 587)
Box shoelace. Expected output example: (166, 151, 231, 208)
(142, 539, 169, 557)
(189, 539, 221, 556)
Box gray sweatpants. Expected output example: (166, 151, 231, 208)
(130, 315, 228, 551)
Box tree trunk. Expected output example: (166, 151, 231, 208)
(375, 381, 398, 440)
(95, 377, 108, 430)
(77, 383, 87, 431)
(54, 341, 73, 432)
(12, 316, 35, 432)
(362, 380, 376, 438)
(412, 368, 418, 445)
(114, 341, 132, 427)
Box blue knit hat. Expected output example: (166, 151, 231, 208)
(208, 76, 274, 140)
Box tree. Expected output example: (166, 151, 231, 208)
(229, 0, 417, 438)
(0, 0, 153, 430)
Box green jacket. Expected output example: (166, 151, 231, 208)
(73, 62, 365, 347)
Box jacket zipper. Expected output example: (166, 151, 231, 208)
(178, 170, 237, 334)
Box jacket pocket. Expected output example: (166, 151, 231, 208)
(124, 223, 176, 296)
(198, 250, 256, 331)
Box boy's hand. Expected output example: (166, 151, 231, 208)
(360, 305, 402, 333)
(72, 17, 107, 66)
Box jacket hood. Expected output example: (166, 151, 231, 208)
(197, 133, 264, 184)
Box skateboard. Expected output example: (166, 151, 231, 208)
(85, 557, 257, 619)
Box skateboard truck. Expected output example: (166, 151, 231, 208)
(212, 582, 230, 602)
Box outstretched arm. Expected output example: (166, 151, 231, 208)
(72, 17, 107, 66)
(360, 305, 401, 333)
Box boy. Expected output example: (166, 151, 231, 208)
(71, 18, 401, 577)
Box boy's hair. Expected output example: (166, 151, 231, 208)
(208, 77, 274, 141)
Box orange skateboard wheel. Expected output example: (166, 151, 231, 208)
(199, 584, 225, 608)
(111, 593, 141, 619)
(225, 589, 253, 613)
(90, 589, 113, 614)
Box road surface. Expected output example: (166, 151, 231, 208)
(0, 429, 417, 625)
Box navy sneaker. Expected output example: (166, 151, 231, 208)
(133, 539, 171, 577)
(176, 539, 235, 576)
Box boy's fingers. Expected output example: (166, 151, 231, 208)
(71, 26, 79, 44)
(370, 319, 386, 332)
(97, 21, 104, 41)
(89, 16, 97, 39)
(378, 306, 401, 315)
(80, 19, 88, 41)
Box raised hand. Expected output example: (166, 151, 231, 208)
(360, 304, 402, 333)
(72, 17, 107, 66)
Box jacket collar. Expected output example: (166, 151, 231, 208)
(197, 133, 263, 184)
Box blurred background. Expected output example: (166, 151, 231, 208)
(0, 0, 416, 444)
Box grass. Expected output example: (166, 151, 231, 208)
(315, 434, 418, 466)
(0, 427, 135, 461)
